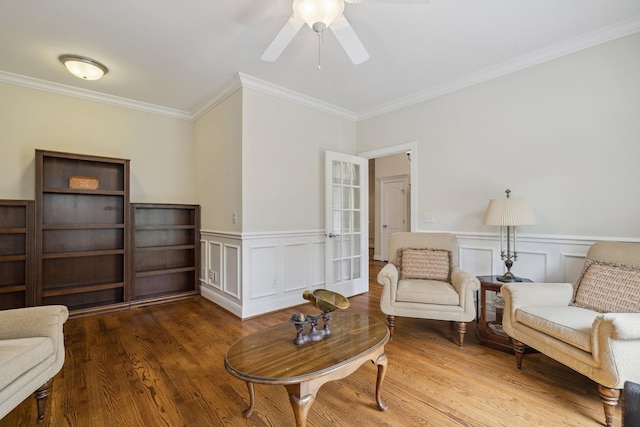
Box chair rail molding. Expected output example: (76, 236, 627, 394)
(200, 228, 639, 317)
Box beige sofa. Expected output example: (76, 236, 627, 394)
(502, 241, 640, 427)
(377, 232, 480, 346)
(0, 305, 69, 422)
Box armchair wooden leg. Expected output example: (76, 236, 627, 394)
(597, 385, 620, 427)
(454, 322, 466, 347)
(34, 378, 53, 423)
(511, 338, 526, 370)
(386, 315, 395, 339)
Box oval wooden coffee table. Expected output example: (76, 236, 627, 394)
(224, 312, 390, 427)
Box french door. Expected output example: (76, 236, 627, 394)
(325, 151, 368, 297)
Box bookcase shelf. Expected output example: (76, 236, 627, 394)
(131, 203, 200, 303)
(0, 200, 34, 309)
(36, 150, 130, 313)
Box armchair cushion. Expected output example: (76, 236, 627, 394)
(396, 279, 459, 305)
(572, 261, 640, 313)
(398, 248, 452, 281)
(515, 306, 598, 352)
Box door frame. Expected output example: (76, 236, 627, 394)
(359, 141, 418, 259)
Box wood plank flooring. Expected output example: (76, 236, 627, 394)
(2, 259, 619, 426)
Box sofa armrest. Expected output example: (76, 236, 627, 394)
(377, 263, 398, 287)
(451, 268, 480, 293)
(0, 305, 69, 341)
(377, 263, 399, 311)
(595, 313, 640, 340)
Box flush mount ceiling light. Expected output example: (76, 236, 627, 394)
(59, 54, 108, 80)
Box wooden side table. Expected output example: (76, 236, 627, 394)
(476, 275, 532, 353)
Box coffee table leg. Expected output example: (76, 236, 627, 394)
(243, 381, 255, 418)
(285, 383, 316, 427)
(374, 352, 388, 411)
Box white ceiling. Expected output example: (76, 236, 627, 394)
(1, 0, 639, 120)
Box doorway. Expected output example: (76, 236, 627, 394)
(360, 142, 417, 262)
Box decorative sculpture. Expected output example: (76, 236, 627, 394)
(290, 289, 350, 345)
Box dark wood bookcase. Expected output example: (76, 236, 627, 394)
(131, 203, 200, 304)
(0, 200, 35, 309)
(35, 150, 130, 315)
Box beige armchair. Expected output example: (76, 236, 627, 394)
(502, 241, 640, 427)
(377, 232, 480, 347)
(0, 305, 69, 423)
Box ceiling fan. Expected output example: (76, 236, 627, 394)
(261, 0, 430, 65)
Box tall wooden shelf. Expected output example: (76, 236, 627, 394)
(131, 203, 200, 304)
(35, 150, 130, 315)
(0, 200, 35, 309)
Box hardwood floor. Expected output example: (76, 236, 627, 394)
(2, 260, 619, 426)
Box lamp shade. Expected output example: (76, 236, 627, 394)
(483, 197, 537, 226)
(293, 0, 345, 28)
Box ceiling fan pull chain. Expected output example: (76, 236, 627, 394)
(318, 30, 322, 70)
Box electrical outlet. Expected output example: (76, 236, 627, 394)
(231, 212, 237, 224)
(208, 269, 217, 283)
(423, 212, 435, 223)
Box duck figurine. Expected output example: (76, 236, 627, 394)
(302, 289, 350, 313)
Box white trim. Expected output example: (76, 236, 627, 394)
(448, 231, 640, 245)
(359, 141, 418, 232)
(237, 73, 357, 121)
(357, 17, 640, 121)
(191, 73, 243, 120)
(4, 17, 638, 123)
(0, 70, 193, 120)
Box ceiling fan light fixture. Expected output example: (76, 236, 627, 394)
(293, 0, 345, 30)
(59, 54, 108, 80)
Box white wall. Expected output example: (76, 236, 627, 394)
(194, 89, 243, 232)
(0, 82, 196, 203)
(357, 33, 640, 240)
(241, 88, 358, 232)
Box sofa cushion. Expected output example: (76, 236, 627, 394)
(0, 337, 54, 390)
(515, 306, 599, 352)
(396, 279, 460, 305)
(572, 261, 640, 313)
(398, 248, 452, 281)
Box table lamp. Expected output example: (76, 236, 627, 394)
(483, 189, 536, 282)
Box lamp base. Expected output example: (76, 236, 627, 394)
(496, 271, 523, 283)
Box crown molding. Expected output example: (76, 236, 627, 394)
(191, 72, 358, 121)
(191, 73, 243, 120)
(0, 70, 193, 121)
(237, 73, 358, 122)
(357, 16, 640, 121)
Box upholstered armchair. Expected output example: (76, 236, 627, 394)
(0, 305, 69, 422)
(502, 241, 640, 427)
(377, 232, 480, 347)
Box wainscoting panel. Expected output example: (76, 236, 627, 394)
(283, 242, 308, 293)
(247, 245, 278, 299)
(206, 241, 222, 289)
(199, 231, 242, 316)
(201, 229, 638, 318)
(224, 244, 240, 298)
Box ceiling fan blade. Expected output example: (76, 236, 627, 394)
(261, 15, 305, 62)
(329, 15, 369, 65)
(344, 0, 430, 3)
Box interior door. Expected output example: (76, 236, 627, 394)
(380, 176, 407, 261)
(325, 151, 368, 297)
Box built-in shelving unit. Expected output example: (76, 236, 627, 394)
(0, 200, 35, 309)
(131, 203, 200, 304)
(35, 150, 130, 315)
